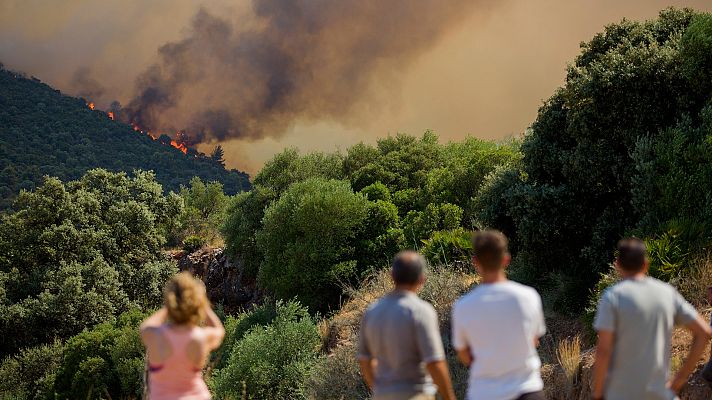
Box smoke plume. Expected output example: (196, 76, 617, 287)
(121, 0, 486, 145)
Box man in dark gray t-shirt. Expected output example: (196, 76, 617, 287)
(358, 251, 456, 400)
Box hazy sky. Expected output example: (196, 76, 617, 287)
(2, 0, 711, 173)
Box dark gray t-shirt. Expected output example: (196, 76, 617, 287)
(358, 290, 445, 396)
(594, 277, 698, 400)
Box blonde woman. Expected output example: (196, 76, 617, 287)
(140, 272, 225, 399)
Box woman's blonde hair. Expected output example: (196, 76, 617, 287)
(163, 272, 209, 325)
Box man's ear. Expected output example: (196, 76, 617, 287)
(502, 253, 512, 269)
(642, 258, 650, 273)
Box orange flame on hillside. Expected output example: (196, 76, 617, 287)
(170, 140, 188, 154)
(87, 101, 191, 155)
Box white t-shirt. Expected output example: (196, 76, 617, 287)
(452, 281, 546, 400)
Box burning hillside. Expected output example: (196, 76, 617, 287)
(87, 101, 190, 155)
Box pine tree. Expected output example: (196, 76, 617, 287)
(210, 145, 225, 167)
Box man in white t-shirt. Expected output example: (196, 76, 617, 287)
(452, 230, 546, 400)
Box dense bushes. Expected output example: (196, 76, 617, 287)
(0, 309, 146, 400)
(257, 178, 372, 311)
(222, 135, 519, 311)
(0, 169, 179, 356)
(211, 300, 320, 400)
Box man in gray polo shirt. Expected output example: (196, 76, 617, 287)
(591, 238, 712, 400)
(358, 251, 456, 400)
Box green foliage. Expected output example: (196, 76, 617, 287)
(0, 67, 250, 210)
(221, 186, 277, 280)
(0, 169, 179, 356)
(0, 309, 146, 400)
(479, 8, 712, 312)
(421, 228, 473, 265)
(403, 203, 463, 246)
(257, 178, 370, 311)
(0, 340, 63, 399)
(645, 219, 711, 280)
(53, 309, 147, 400)
(211, 300, 320, 400)
(174, 177, 230, 245)
(182, 234, 207, 254)
(359, 182, 391, 202)
(223, 133, 517, 309)
(211, 302, 278, 370)
(253, 148, 344, 195)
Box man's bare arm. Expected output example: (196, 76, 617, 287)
(358, 358, 376, 390)
(668, 316, 712, 393)
(456, 347, 473, 367)
(591, 330, 614, 399)
(425, 360, 457, 400)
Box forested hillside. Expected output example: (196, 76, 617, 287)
(0, 67, 250, 209)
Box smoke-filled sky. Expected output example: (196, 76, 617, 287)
(2, 0, 712, 174)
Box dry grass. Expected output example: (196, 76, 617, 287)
(676, 252, 712, 307)
(556, 335, 582, 385)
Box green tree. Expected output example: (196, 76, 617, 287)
(211, 300, 320, 400)
(0, 169, 179, 356)
(256, 178, 369, 311)
(176, 177, 229, 245)
(221, 186, 277, 280)
(253, 149, 344, 195)
(482, 8, 712, 312)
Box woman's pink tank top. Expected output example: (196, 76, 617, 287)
(148, 325, 211, 400)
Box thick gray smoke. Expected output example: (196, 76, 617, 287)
(122, 0, 485, 145)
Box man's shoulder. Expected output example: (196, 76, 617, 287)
(505, 280, 541, 298)
(607, 276, 674, 295)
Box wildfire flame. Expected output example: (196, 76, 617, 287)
(170, 140, 188, 154)
(87, 102, 191, 155)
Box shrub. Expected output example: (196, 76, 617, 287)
(257, 178, 370, 311)
(359, 182, 391, 202)
(421, 228, 473, 266)
(211, 300, 320, 400)
(211, 302, 278, 370)
(182, 234, 207, 254)
(645, 219, 711, 280)
(304, 343, 369, 400)
(53, 309, 147, 400)
(675, 252, 712, 306)
(0, 340, 63, 399)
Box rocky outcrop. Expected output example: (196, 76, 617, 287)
(172, 247, 261, 312)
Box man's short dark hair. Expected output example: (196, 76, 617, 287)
(472, 230, 508, 271)
(392, 251, 426, 285)
(616, 237, 647, 272)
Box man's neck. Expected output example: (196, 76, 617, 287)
(479, 270, 507, 284)
(621, 271, 647, 280)
(393, 285, 418, 293)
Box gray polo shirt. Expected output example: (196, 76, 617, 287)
(594, 277, 698, 400)
(358, 290, 445, 396)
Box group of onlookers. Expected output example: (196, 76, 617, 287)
(358, 232, 712, 400)
(138, 230, 712, 400)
